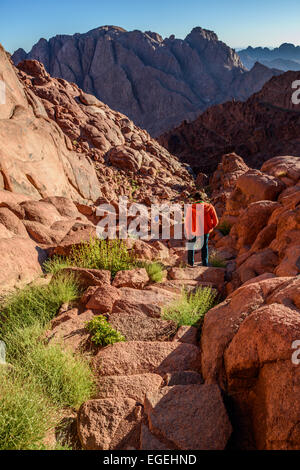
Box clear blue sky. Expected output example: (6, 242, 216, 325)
(1, 0, 300, 53)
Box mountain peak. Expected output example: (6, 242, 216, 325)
(187, 27, 218, 41)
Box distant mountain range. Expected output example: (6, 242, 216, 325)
(239, 44, 300, 71)
(12, 25, 281, 136)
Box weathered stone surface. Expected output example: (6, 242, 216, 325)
(144, 384, 232, 449)
(93, 341, 201, 377)
(163, 371, 204, 386)
(86, 285, 120, 313)
(23, 220, 54, 245)
(97, 373, 163, 402)
(77, 397, 140, 450)
(173, 326, 198, 346)
(48, 223, 96, 256)
(0, 45, 101, 203)
(224, 301, 300, 450)
(140, 424, 170, 450)
(0, 207, 27, 237)
(112, 287, 176, 317)
(112, 268, 149, 289)
(108, 311, 177, 342)
(0, 237, 45, 290)
(56, 267, 111, 289)
(201, 275, 300, 449)
(201, 278, 286, 387)
(46, 309, 94, 352)
(168, 266, 224, 289)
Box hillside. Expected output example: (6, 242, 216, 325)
(159, 70, 300, 174)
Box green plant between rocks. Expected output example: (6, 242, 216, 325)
(218, 220, 232, 236)
(44, 238, 139, 278)
(208, 250, 227, 268)
(162, 286, 218, 328)
(86, 315, 126, 346)
(0, 273, 95, 450)
(44, 238, 166, 283)
(139, 261, 165, 283)
(0, 367, 56, 450)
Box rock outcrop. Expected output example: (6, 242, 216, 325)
(202, 275, 300, 449)
(159, 70, 300, 174)
(0, 44, 101, 203)
(209, 153, 300, 290)
(12, 26, 280, 136)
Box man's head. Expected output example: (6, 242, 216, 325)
(190, 191, 210, 202)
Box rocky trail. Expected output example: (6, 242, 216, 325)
(47, 264, 228, 451)
(0, 149, 297, 450)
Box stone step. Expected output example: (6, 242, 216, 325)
(168, 266, 225, 291)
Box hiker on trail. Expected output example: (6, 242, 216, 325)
(185, 192, 219, 267)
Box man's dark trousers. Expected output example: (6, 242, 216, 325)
(187, 234, 209, 267)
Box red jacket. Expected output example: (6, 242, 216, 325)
(185, 202, 219, 237)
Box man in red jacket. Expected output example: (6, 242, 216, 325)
(185, 192, 219, 267)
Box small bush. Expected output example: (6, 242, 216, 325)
(218, 220, 232, 236)
(162, 287, 218, 328)
(0, 368, 55, 450)
(43, 256, 70, 274)
(27, 343, 95, 408)
(0, 274, 94, 449)
(141, 261, 165, 283)
(0, 274, 81, 357)
(208, 250, 227, 268)
(44, 238, 138, 278)
(86, 315, 125, 346)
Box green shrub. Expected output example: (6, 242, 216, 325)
(0, 274, 94, 449)
(0, 274, 81, 357)
(86, 315, 125, 346)
(43, 255, 70, 274)
(26, 343, 95, 408)
(208, 250, 227, 268)
(218, 220, 232, 236)
(141, 261, 165, 283)
(0, 368, 55, 450)
(44, 238, 138, 278)
(162, 287, 218, 328)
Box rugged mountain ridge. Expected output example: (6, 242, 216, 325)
(159, 70, 300, 174)
(239, 43, 300, 71)
(12, 25, 280, 136)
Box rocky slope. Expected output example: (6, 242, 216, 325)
(0, 44, 101, 203)
(200, 152, 300, 449)
(12, 26, 280, 136)
(1, 42, 194, 204)
(15, 59, 193, 206)
(0, 44, 194, 290)
(159, 70, 300, 174)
